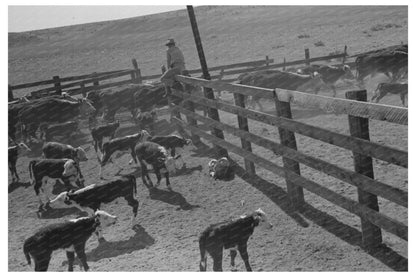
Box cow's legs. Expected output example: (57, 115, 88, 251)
(34, 254, 51, 271)
(126, 196, 139, 224)
(164, 172, 171, 190)
(400, 93, 407, 107)
(130, 148, 138, 164)
(330, 85, 337, 97)
(230, 248, 238, 271)
(238, 243, 252, 272)
(199, 246, 208, 271)
(155, 169, 162, 187)
(66, 251, 75, 272)
(212, 251, 223, 272)
(74, 244, 89, 271)
(9, 161, 18, 183)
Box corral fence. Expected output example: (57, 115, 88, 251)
(170, 74, 407, 249)
(8, 46, 350, 102)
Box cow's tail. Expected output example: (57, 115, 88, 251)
(198, 234, 208, 271)
(23, 242, 31, 266)
(28, 160, 36, 185)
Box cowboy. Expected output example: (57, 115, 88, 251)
(160, 38, 186, 88)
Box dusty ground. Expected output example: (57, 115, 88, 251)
(8, 6, 407, 272)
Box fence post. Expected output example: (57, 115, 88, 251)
(265, 55, 270, 67)
(283, 58, 286, 71)
(218, 68, 225, 81)
(92, 72, 99, 88)
(273, 90, 305, 210)
(8, 85, 14, 102)
(53, 75, 62, 95)
(132, 58, 142, 83)
(80, 83, 86, 97)
(304, 48, 310, 66)
(342, 45, 348, 64)
(346, 90, 382, 249)
(234, 93, 256, 176)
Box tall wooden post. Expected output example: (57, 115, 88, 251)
(187, 5, 227, 157)
(265, 55, 270, 67)
(92, 72, 99, 88)
(53, 75, 62, 95)
(346, 90, 382, 249)
(234, 93, 255, 176)
(283, 58, 286, 71)
(8, 85, 14, 102)
(274, 90, 305, 210)
(304, 48, 310, 66)
(132, 58, 142, 83)
(342, 45, 348, 64)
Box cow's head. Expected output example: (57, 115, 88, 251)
(17, 142, 31, 154)
(76, 147, 88, 162)
(62, 159, 79, 181)
(342, 65, 355, 80)
(45, 191, 73, 210)
(139, 130, 151, 142)
(253, 208, 273, 230)
(79, 98, 96, 116)
(95, 210, 118, 228)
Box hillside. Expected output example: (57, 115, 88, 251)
(8, 6, 408, 87)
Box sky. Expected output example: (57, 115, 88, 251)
(8, 5, 184, 32)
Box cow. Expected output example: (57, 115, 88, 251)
(8, 142, 31, 184)
(91, 121, 120, 154)
(208, 157, 234, 181)
(371, 82, 408, 106)
(45, 175, 139, 230)
(297, 64, 355, 97)
(135, 110, 157, 132)
(199, 208, 273, 272)
(23, 210, 117, 271)
(134, 141, 176, 190)
(39, 121, 79, 142)
(28, 159, 82, 205)
(237, 69, 325, 111)
(18, 98, 95, 143)
(9, 101, 31, 142)
(355, 44, 408, 87)
(99, 130, 150, 178)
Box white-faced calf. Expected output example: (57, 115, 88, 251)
(29, 159, 82, 205)
(199, 208, 273, 271)
(8, 142, 31, 184)
(134, 141, 176, 190)
(91, 121, 120, 153)
(23, 210, 117, 271)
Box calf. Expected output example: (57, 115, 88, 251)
(23, 210, 117, 271)
(91, 121, 120, 154)
(8, 142, 31, 184)
(371, 82, 408, 106)
(39, 121, 79, 142)
(134, 141, 176, 190)
(99, 130, 150, 178)
(135, 111, 157, 132)
(199, 208, 273, 271)
(208, 157, 234, 180)
(28, 159, 82, 205)
(46, 175, 138, 230)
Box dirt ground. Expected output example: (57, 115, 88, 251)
(8, 88, 407, 271)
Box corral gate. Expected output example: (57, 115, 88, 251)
(170, 75, 408, 250)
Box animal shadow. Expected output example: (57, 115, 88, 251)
(148, 187, 200, 210)
(86, 224, 155, 262)
(37, 206, 85, 219)
(171, 164, 203, 177)
(8, 181, 31, 193)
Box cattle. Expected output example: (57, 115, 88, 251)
(9, 101, 31, 142)
(45, 175, 139, 229)
(39, 121, 79, 142)
(91, 121, 120, 154)
(355, 44, 408, 87)
(208, 157, 234, 180)
(8, 142, 31, 184)
(23, 210, 117, 271)
(99, 130, 150, 178)
(134, 141, 176, 190)
(148, 135, 194, 167)
(199, 208, 273, 272)
(237, 70, 325, 111)
(28, 159, 82, 205)
(297, 64, 355, 97)
(18, 98, 95, 143)
(135, 110, 157, 132)
(371, 83, 408, 106)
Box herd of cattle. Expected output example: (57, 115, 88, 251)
(9, 44, 408, 271)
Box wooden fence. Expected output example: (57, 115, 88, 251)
(8, 46, 348, 101)
(170, 74, 407, 249)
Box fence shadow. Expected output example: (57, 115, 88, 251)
(234, 163, 407, 271)
(147, 187, 200, 211)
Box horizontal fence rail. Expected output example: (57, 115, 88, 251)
(172, 117, 408, 241)
(176, 75, 408, 126)
(171, 89, 408, 168)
